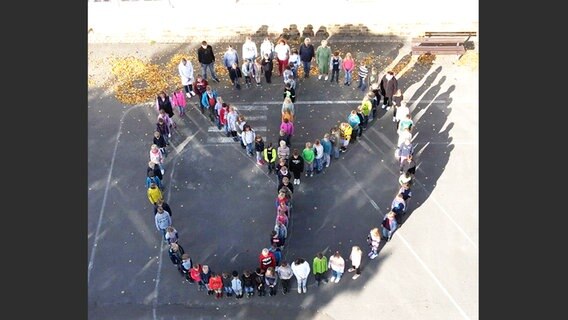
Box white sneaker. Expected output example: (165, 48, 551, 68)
(352, 274, 360, 280)
(298, 288, 302, 294)
(318, 75, 322, 80)
(325, 75, 329, 81)
(382, 104, 387, 109)
(186, 93, 191, 98)
(297, 179, 300, 185)
(370, 253, 378, 259)
(335, 277, 340, 283)
(392, 116, 396, 122)
(330, 276, 336, 283)
(160, 169, 165, 175)
(190, 91, 196, 97)
(386, 106, 391, 111)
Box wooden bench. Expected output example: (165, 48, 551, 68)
(411, 45, 466, 55)
(424, 31, 477, 37)
(411, 37, 468, 45)
(411, 31, 475, 55)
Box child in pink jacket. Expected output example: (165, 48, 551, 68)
(171, 89, 187, 117)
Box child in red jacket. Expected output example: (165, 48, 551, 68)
(190, 264, 205, 291)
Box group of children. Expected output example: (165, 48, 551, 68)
(143, 37, 424, 299)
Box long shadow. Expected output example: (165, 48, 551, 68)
(88, 28, 461, 319)
(398, 79, 455, 225)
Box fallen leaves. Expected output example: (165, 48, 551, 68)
(417, 53, 436, 65)
(391, 54, 412, 74)
(456, 51, 478, 70)
(110, 54, 191, 105)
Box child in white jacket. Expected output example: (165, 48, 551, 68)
(291, 258, 310, 294)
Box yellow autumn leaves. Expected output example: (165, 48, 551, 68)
(456, 51, 478, 70)
(417, 53, 436, 65)
(98, 48, 434, 105)
(109, 56, 177, 105)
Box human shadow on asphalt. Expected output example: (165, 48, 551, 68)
(88, 40, 457, 320)
(396, 79, 456, 226)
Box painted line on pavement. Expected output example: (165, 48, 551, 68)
(173, 133, 198, 154)
(243, 100, 448, 105)
(207, 126, 267, 133)
(232, 105, 268, 110)
(152, 164, 176, 320)
(88, 104, 144, 284)
(207, 137, 242, 144)
(239, 115, 267, 121)
(398, 233, 472, 320)
(338, 160, 470, 320)
(413, 178, 478, 249)
(370, 199, 379, 210)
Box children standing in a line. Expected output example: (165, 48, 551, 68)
(283, 82, 296, 103)
(276, 261, 294, 295)
(222, 272, 234, 297)
(312, 252, 329, 286)
(328, 251, 345, 283)
(367, 227, 381, 259)
(228, 62, 243, 89)
(241, 270, 255, 298)
(154, 205, 171, 241)
(357, 62, 369, 92)
(264, 267, 278, 296)
(190, 263, 205, 291)
(329, 51, 342, 83)
(231, 270, 244, 299)
(342, 52, 355, 86)
(261, 53, 273, 84)
(253, 58, 262, 86)
(302, 142, 315, 177)
(208, 272, 223, 299)
(288, 149, 304, 185)
(201, 265, 213, 295)
(242, 59, 253, 88)
(171, 88, 187, 117)
(347, 246, 363, 280)
(264, 142, 277, 174)
(254, 135, 265, 165)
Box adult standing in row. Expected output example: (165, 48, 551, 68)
(315, 40, 332, 80)
(380, 71, 398, 110)
(156, 91, 174, 119)
(242, 36, 258, 62)
(299, 37, 315, 78)
(178, 58, 196, 98)
(223, 45, 239, 77)
(274, 38, 290, 77)
(197, 41, 220, 83)
(260, 37, 274, 59)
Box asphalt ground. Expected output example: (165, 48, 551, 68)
(88, 39, 478, 320)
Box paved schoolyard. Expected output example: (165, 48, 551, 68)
(88, 38, 478, 319)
